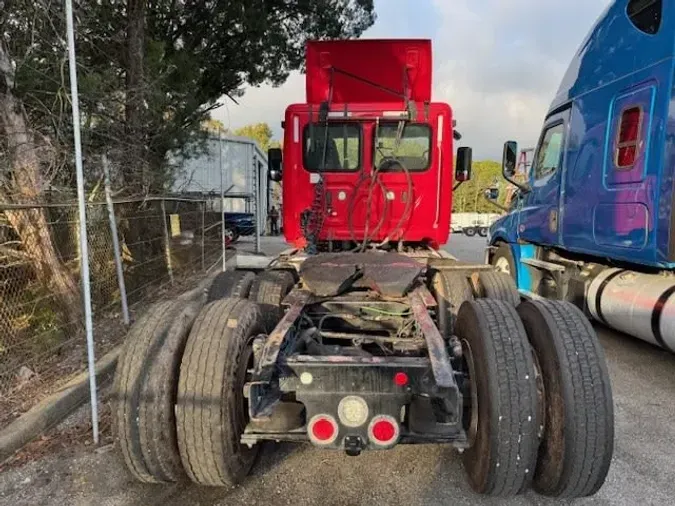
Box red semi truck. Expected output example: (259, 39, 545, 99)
(113, 39, 614, 499)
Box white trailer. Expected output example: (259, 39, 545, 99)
(451, 213, 501, 237)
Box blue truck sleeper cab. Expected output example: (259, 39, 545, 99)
(488, 0, 675, 352)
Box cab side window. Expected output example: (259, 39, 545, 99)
(627, 0, 662, 35)
(533, 123, 564, 180)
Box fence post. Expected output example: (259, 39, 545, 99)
(160, 199, 174, 284)
(201, 200, 205, 271)
(219, 131, 227, 272)
(65, 0, 98, 444)
(253, 146, 261, 254)
(102, 156, 130, 326)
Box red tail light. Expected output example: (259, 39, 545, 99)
(393, 371, 409, 386)
(368, 415, 400, 447)
(308, 414, 338, 445)
(616, 106, 642, 168)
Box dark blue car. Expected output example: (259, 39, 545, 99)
(223, 212, 255, 243)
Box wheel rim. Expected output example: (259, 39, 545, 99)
(531, 347, 546, 439)
(234, 340, 256, 457)
(461, 339, 479, 447)
(494, 256, 511, 275)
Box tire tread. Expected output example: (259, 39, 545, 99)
(520, 299, 613, 498)
(176, 298, 263, 486)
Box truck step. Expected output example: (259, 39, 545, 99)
(521, 258, 566, 273)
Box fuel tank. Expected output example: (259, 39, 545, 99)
(587, 268, 675, 353)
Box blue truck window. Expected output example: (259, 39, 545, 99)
(533, 123, 564, 180)
(627, 0, 662, 34)
(615, 106, 643, 168)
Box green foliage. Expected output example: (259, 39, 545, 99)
(202, 118, 226, 134)
(234, 123, 276, 152)
(453, 160, 508, 213)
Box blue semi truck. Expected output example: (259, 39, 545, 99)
(486, 0, 675, 353)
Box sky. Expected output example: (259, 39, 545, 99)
(212, 0, 611, 160)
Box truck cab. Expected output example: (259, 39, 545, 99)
(488, 0, 675, 352)
(268, 40, 471, 251)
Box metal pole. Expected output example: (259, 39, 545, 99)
(161, 199, 174, 284)
(201, 200, 205, 271)
(102, 156, 129, 326)
(64, 0, 98, 444)
(219, 131, 226, 271)
(253, 145, 261, 254)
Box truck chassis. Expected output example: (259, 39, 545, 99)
(112, 247, 614, 498)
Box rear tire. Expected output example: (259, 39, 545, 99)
(112, 299, 201, 483)
(176, 298, 264, 486)
(206, 270, 256, 303)
(478, 270, 520, 306)
(478, 227, 488, 237)
(455, 299, 539, 496)
(430, 270, 474, 337)
(517, 300, 614, 498)
(464, 227, 477, 237)
(224, 227, 238, 246)
(249, 270, 295, 332)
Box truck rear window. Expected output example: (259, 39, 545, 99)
(627, 0, 662, 35)
(373, 123, 432, 172)
(303, 123, 361, 172)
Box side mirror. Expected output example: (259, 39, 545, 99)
(485, 187, 500, 200)
(268, 147, 282, 182)
(501, 141, 531, 194)
(502, 141, 518, 179)
(455, 147, 472, 182)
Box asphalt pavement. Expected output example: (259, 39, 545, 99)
(1, 234, 674, 506)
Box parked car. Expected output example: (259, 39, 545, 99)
(223, 212, 255, 242)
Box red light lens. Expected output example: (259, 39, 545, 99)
(618, 145, 637, 167)
(619, 108, 640, 144)
(616, 107, 641, 168)
(311, 418, 335, 441)
(372, 420, 396, 442)
(393, 372, 409, 386)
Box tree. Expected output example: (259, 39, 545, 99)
(202, 118, 226, 134)
(234, 123, 276, 152)
(3, 0, 376, 193)
(453, 161, 507, 213)
(0, 0, 376, 328)
(0, 40, 82, 325)
(126, 0, 147, 190)
(140, 0, 376, 190)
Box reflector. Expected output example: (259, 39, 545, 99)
(338, 396, 369, 428)
(393, 372, 409, 386)
(308, 414, 339, 445)
(372, 420, 396, 442)
(368, 415, 400, 447)
(312, 419, 335, 441)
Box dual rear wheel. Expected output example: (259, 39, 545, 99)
(113, 268, 613, 498)
(455, 297, 614, 498)
(112, 268, 292, 485)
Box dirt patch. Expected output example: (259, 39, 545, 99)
(0, 384, 114, 473)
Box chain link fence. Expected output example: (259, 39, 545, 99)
(0, 196, 224, 429)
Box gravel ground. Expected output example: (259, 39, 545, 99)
(1, 235, 674, 506)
